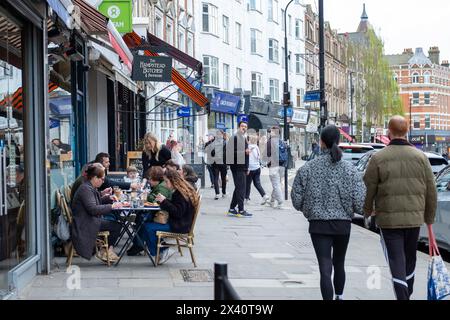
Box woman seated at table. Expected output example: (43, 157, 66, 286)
(127, 166, 173, 256)
(142, 168, 200, 265)
(71, 163, 123, 263)
(181, 164, 199, 189)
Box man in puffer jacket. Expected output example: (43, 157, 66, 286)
(363, 115, 437, 300)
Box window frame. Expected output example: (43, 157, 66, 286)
(251, 72, 263, 97)
(269, 78, 280, 102)
(268, 38, 279, 63)
(203, 55, 219, 86)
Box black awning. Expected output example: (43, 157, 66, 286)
(248, 113, 280, 131)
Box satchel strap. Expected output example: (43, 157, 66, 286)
(427, 224, 440, 257)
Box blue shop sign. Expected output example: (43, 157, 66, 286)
(211, 92, 241, 115)
(216, 122, 227, 130)
(177, 106, 191, 117)
(278, 107, 293, 118)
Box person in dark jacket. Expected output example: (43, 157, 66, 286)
(206, 130, 228, 199)
(182, 164, 199, 189)
(71, 163, 123, 263)
(291, 125, 366, 301)
(142, 133, 172, 176)
(142, 168, 200, 265)
(226, 121, 251, 217)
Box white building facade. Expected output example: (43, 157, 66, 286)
(195, 0, 306, 155)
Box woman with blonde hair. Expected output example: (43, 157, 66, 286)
(141, 133, 172, 175)
(143, 168, 200, 264)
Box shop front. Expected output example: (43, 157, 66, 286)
(0, 0, 48, 298)
(207, 91, 241, 137)
(410, 132, 450, 153)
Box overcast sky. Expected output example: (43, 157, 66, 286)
(303, 0, 450, 61)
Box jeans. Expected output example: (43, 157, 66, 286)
(213, 164, 228, 195)
(245, 168, 266, 200)
(310, 233, 350, 300)
(230, 169, 246, 212)
(142, 222, 171, 256)
(206, 165, 215, 186)
(269, 166, 284, 204)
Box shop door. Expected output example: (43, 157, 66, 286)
(0, 11, 28, 293)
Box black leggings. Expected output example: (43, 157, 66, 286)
(213, 164, 228, 195)
(245, 168, 266, 199)
(310, 233, 350, 300)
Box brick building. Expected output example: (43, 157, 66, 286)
(386, 47, 450, 153)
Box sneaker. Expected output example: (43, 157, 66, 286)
(261, 195, 270, 205)
(222, 193, 227, 198)
(158, 248, 176, 265)
(127, 244, 144, 256)
(215, 194, 220, 200)
(275, 202, 284, 209)
(237, 210, 253, 218)
(227, 208, 239, 217)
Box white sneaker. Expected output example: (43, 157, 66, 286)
(275, 201, 284, 209)
(214, 195, 220, 200)
(158, 248, 176, 265)
(261, 195, 270, 205)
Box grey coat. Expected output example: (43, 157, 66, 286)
(291, 152, 366, 221)
(71, 181, 113, 260)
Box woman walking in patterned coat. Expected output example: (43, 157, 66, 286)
(291, 125, 366, 300)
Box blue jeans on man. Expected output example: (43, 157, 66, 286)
(142, 222, 171, 256)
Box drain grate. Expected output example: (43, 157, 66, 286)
(180, 269, 214, 282)
(287, 240, 313, 250)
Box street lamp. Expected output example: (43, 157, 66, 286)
(318, 0, 327, 131)
(283, 0, 302, 201)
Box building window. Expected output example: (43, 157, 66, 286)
(268, 39, 279, 63)
(424, 72, 431, 83)
(296, 88, 305, 108)
(165, 20, 173, 45)
(251, 72, 263, 97)
(425, 115, 431, 129)
(281, 47, 285, 69)
(250, 29, 262, 55)
(268, 0, 279, 22)
(295, 19, 302, 39)
(236, 67, 242, 89)
(223, 63, 230, 91)
(249, 0, 262, 11)
(295, 54, 304, 74)
(187, 33, 194, 56)
(413, 116, 420, 129)
(412, 92, 419, 105)
(235, 22, 242, 49)
(288, 14, 292, 36)
(133, 0, 149, 17)
(223, 15, 230, 44)
(203, 55, 219, 86)
(412, 72, 420, 84)
(155, 15, 163, 38)
(202, 3, 218, 34)
(269, 79, 279, 102)
(288, 51, 292, 72)
(178, 29, 185, 51)
(424, 92, 431, 105)
(281, 9, 285, 31)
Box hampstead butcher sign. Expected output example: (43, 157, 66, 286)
(132, 56, 172, 82)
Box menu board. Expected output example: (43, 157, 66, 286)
(127, 151, 143, 174)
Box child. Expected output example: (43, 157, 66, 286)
(124, 166, 140, 184)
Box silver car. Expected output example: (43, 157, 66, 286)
(419, 165, 450, 251)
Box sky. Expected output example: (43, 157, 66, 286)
(303, 0, 450, 61)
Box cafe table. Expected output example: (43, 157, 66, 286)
(112, 204, 160, 267)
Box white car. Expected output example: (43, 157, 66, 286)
(424, 152, 448, 175)
(339, 143, 374, 165)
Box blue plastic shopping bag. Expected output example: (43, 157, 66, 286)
(427, 225, 450, 300)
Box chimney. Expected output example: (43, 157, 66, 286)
(442, 60, 450, 68)
(403, 48, 413, 55)
(429, 46, 440, 65)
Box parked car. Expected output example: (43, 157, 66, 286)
(339, 143, 374, 165)
(424, 152, 448, 175)
(419, 164, 450, 252)
(360, 143, 386, 150)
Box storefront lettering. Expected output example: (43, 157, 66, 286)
(132, 56, 172, 82)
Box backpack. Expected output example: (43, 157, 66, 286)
(278, 140, 289, 167)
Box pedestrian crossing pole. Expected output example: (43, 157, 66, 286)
(318, 0, 327, 132)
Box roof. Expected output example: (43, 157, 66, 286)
(408, 48, 432, 66)
(385, 54, 413, 66)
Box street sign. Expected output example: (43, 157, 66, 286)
(278, 107, 293, 118)
(99, 0, 132, 34)
(304, 90, 321, 102)
(177, 106, 191, 118)
(237, 114, 248, 124)
(131, 55, 172, 82)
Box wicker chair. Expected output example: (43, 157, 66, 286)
(66, 231, 111, 267)
(155, 195, 202, 267)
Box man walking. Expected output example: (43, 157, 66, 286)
(265, 127, 286, 209)
(227, 121, 252, 218)
(363, 116, 437, 300)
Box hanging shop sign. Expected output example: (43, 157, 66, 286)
(177, 106, 191, 118)
(131, 55, 173, 82)
(99, 0, 132, 34)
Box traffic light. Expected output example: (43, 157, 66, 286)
(283, 91, 291, 106)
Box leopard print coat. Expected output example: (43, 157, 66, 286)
(291, 152, 366, 221)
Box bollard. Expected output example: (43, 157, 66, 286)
(214, 263, 240, 300)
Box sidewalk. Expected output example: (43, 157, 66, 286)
(18, 163, 446, 300)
